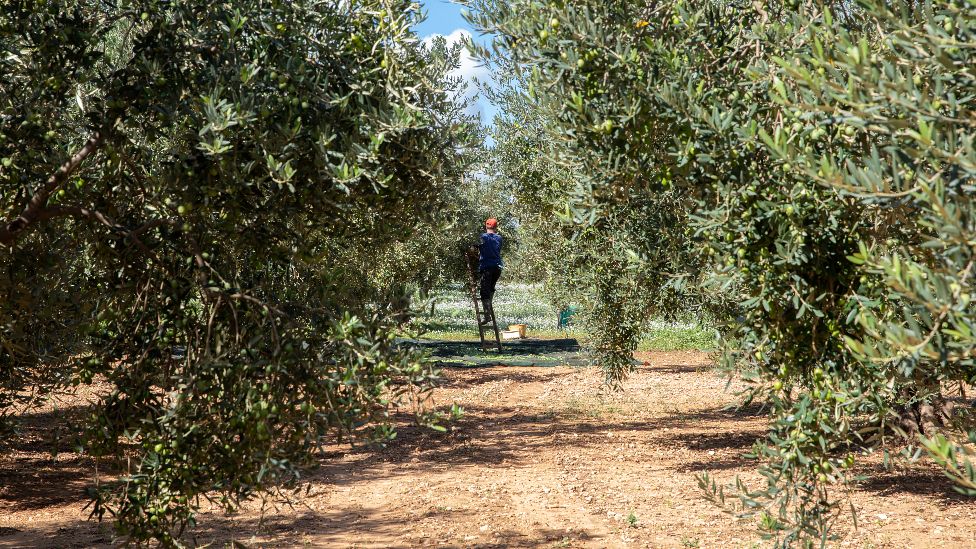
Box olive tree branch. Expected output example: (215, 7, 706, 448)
(0, 129, 105, 246)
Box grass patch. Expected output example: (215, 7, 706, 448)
(638, 324, 716, 352)
(421, 326, 715, 352)
(413, 283, 716, 352)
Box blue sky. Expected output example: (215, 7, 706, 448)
(415, 0, 470, 37)
(415, 0, 498, 126)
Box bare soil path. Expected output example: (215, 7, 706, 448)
(3, 350, 976, 547)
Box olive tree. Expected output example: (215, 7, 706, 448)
(477, 12, 704, 383)
(468, 0, 975, 544)
(1, 0, 476, 543)
(766, 0, 976, 493)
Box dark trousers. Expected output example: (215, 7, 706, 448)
(480, 267, 501, 302)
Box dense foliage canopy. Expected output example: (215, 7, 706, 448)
(470, 0, 975, 544)
(1, 0, 478, 543)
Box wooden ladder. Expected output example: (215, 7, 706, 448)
(465, 247, 502, 352)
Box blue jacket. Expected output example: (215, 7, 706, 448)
(479, 232, 503, 271)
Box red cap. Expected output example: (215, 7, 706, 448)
(485, 218, 498, 229)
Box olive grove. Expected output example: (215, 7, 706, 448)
(3, 0, 975, 545)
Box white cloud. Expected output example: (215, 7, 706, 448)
(423, 28, 494, 122)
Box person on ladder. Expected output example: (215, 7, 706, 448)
(479, 217, 503, 320)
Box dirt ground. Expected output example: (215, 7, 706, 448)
(3, 350, 976, 548)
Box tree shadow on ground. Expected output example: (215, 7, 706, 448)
(665, 430, 764, 473)
(1, 493, 598, 548)
(669, 430, 763, 452)
(414, 338, 583, 356)
(659, 402, 770, 422)
(853, 464, 974, 503)
(312, 399, 770, 487)
(184, 506, 596, 548)
(0, 405, 106, 513)
(0, 405, 112, 547)
(436, 368, 569, 389)
(0, 521, 113, 549)
(635, 363, 718, 375)
(406, 338, 591, 368)
(0, 459, 95, 513)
